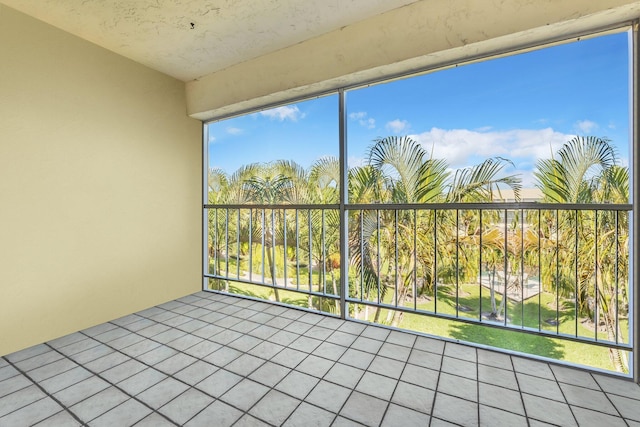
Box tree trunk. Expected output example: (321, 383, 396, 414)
(373, 306, 383, 323)
(490, 267, 497, 315)
(265, 244, 280, 302)
(385, 286, 396, 324)
(330, 270, 340, 314)
(391, 286, 408, 328)
(597, 277, 628, 373)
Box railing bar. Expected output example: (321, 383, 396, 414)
(295, 210, 300, 291)
(207, 202, 633, 211)
(284, 209, 288, 288)
(615, 211, 620, 344)
(456, 209, 460, 318)
(555, 209, 559, 335)
(214, 209, 218, 276)
(360, 210, 364, 302)
(225, 208, 229, 279)
(340, 296, 633, 351)
(395, 209, 399, 307)
(504, 208, 508, 327)
(413, 209, 417, 312)
(249, 209, 253, 283)
(206, 203, 340, 209)
(261, 209, 265, 283)
(595, 210, 599, 342)
(308, 210, 312, 294)
(236, 209, 241, 279)
(575, 210, 579, 338)
(349, 202, 633, 211)
(272, 209, 277, 286)
(322, 209, 327, 296)
(204, 207, 209, 286)
(377, 209, 381, 305)
(538, 209, 541, 332)
(479, 209, 483, 322)
(434, 209, 438, 314)
(521, 208, 524, 328)
(205, 275, 340, 299)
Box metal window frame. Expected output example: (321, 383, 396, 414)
(631, 22, 639, 384)
(201, 24, 639, 379)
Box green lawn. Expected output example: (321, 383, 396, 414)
(351, 282, 628, 372)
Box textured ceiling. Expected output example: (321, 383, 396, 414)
(1, 0, 420, 81)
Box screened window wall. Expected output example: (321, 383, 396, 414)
(203, 28, 636, 375)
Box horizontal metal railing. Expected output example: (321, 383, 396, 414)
(204, 202, 632, 351)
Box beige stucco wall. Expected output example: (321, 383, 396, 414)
(187, 0, 640, 120)
(0, 6, 202, 355)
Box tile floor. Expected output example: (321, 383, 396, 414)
(1, 291, 639, 426)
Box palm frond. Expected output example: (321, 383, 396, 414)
(536, 136, 616, 203)
(446, 157, 522, 202)
(208, 168, 229, 203)
(367, 136, 428, 203)
(348, 165, 386, 203)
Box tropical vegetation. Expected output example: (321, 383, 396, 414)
(206, 135, 630, 372)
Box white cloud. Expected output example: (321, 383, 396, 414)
(575, 119, 598, 134)
(386, 119, 409, 134)
(208, 135, 217, 144)
(363, 118, 375, 129)
(349, 111, 376, 129)
(348, 156, 366, 168)
(409, 127, 574, 185)
(260, 105, 305, 121)
(226, 127, 243, 135)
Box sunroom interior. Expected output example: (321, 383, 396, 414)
(1, 1, 640, 426)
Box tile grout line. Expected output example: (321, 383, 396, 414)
(211, 293, 456, 425)
(6, 291, 637, 426)
(95, 319, 267, 424)
(550, 362, 582, 426)
(46, 340, 180, 426)
(1, 354, 87, 426)
(215, 303, 321, 427)
(510, 355, 532, 427)
(117, 293, 350, 425)
(476, 347, 481, 426)
(305, 322, 379, 427)
(587, 370, 629, 423)
(427, 341, 446, 427)
(375, 333, 431, 427)
(228, 302, 353, 427)
(234, 298, 363, 426)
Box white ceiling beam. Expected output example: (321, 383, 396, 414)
(187, 0, 640, 121)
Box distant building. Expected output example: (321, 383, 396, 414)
(493, 188, 543, 203)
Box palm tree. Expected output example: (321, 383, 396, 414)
(305, 156, 341, 312)
(207, 168, 231, 288)
(351, 136, 521, 326)
(534, 136, 629, 372)
(535, 136, 616, 204)
(240, 161, 311, 302)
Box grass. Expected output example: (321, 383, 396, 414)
(351, 282, 628, 372)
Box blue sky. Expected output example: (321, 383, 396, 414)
(208, 30, 630, 187)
